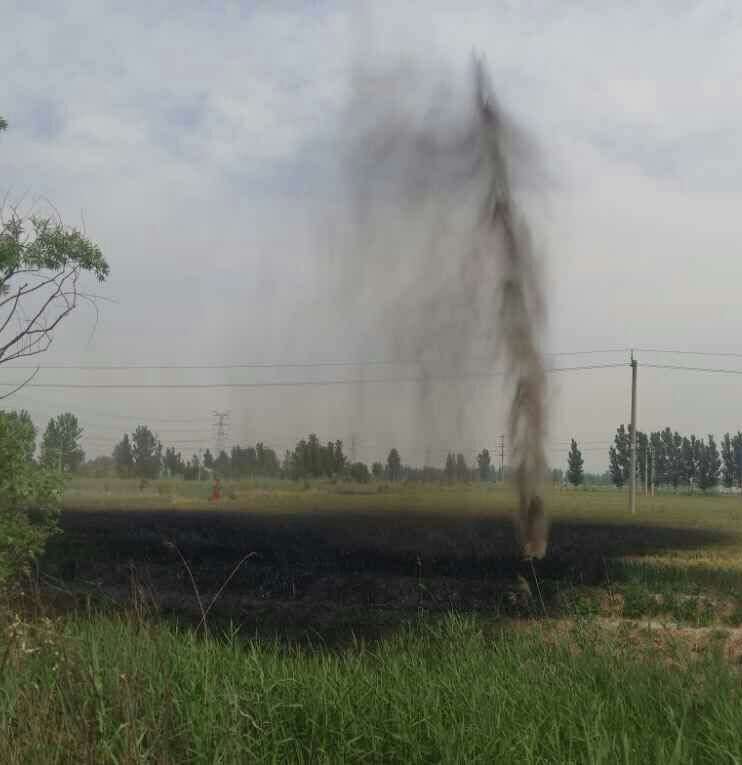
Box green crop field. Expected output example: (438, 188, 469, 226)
(4, 481, 742, 763)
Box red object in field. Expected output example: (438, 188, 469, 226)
(211, 478, 221, 502)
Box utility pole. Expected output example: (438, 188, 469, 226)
(498, 434, 505, 481)
(644, 442, 648, 496)
(213, 411, 230, 456)
(629, 351, 638, 514)
(56, 443, 72, 474)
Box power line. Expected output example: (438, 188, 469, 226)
(550, 445, 612, 453)
(85, 439, 212, 447)
(644, 363, 742, 376)
(547, 348, 630, 356)
(351, 441, 611, 449)
(81, 436, 613, 455)
(637, 348, 742, 359)
(0, 348, 632, 371)
(6, 361, 421, 371)
(18, 348, 742, 380)
(5, 395, 212, 424)
(83, 432, 214, 442)
(548, 439, 611, 445)
(0, 363, 628, 390)
(82, 427, 213, 435)
(547, 363, 627, 373)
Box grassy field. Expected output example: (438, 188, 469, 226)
(3, 614, 742, 764)
(3, 480, 742, 762)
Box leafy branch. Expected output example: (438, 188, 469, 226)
(0, 206, 109, 369)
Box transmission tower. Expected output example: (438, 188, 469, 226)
(213, 411, 230, 455)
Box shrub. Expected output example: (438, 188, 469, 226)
(0, 411, 62, 585)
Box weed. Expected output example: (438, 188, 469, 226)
(724, 603, 742, 627)
(621, 583, 655, 619)
(3, 614, 741, 763)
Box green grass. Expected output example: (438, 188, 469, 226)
(12, 482, 741, 760)
(62, 476, 742, 523)
(2, 614, 742, 764)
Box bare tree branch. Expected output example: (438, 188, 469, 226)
(0, 191, 11, 223)
(72, 291, 101, 349)
(34, 194, 64, 226)
(0, 366, 40, 400)
(0, 268, 55, 290)
(0, 283, 25, 336)
(0, 270, 66, 309)
(1, 344, 55, 364)
(0, 268, 78, 361)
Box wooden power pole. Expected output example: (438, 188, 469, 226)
(630, 351, 638, 514)
(498, 434, 505, 481)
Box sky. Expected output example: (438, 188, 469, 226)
(2, 0, 742, 471)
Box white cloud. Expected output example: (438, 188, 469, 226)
(2, 1, 742, 468)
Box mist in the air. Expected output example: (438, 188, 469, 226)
(309, 56, 548, 554)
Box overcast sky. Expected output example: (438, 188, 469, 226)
(2, 1, 742, 471)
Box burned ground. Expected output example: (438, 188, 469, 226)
(38, 504, 737, 645)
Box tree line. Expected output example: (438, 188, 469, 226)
(606, 425, 734, 492)
(10, 407, 742, 495)
(0, 410, 86, 473)
(561, 427, 738, 492)
(0, 408, 499, 484)
(105, 427, 501, 484)
(15, 411, 500, 485)
(109, 426, 283, 480)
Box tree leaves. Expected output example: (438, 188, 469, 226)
(0, 410, 62, 583)
(41, 412, 84, 473)
(567, 439, 584, 487)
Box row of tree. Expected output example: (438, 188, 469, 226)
(112, 427, 163, 479)
(14, 406, 742, 494)
(106, 422, 742, 492)
(562, 427, 736, 492)
(281, 435, 347, 479)
(109, 430, 501, 484)
(606, 425, 740, 491)
(0, 410, 85, 473)
(110, 428, 283, 480)
(12, 410, 501, 484)
(281, 439, 406, 483)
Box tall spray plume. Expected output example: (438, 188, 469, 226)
(474, 62, 548, 558)
(340, 57, 548, 557)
